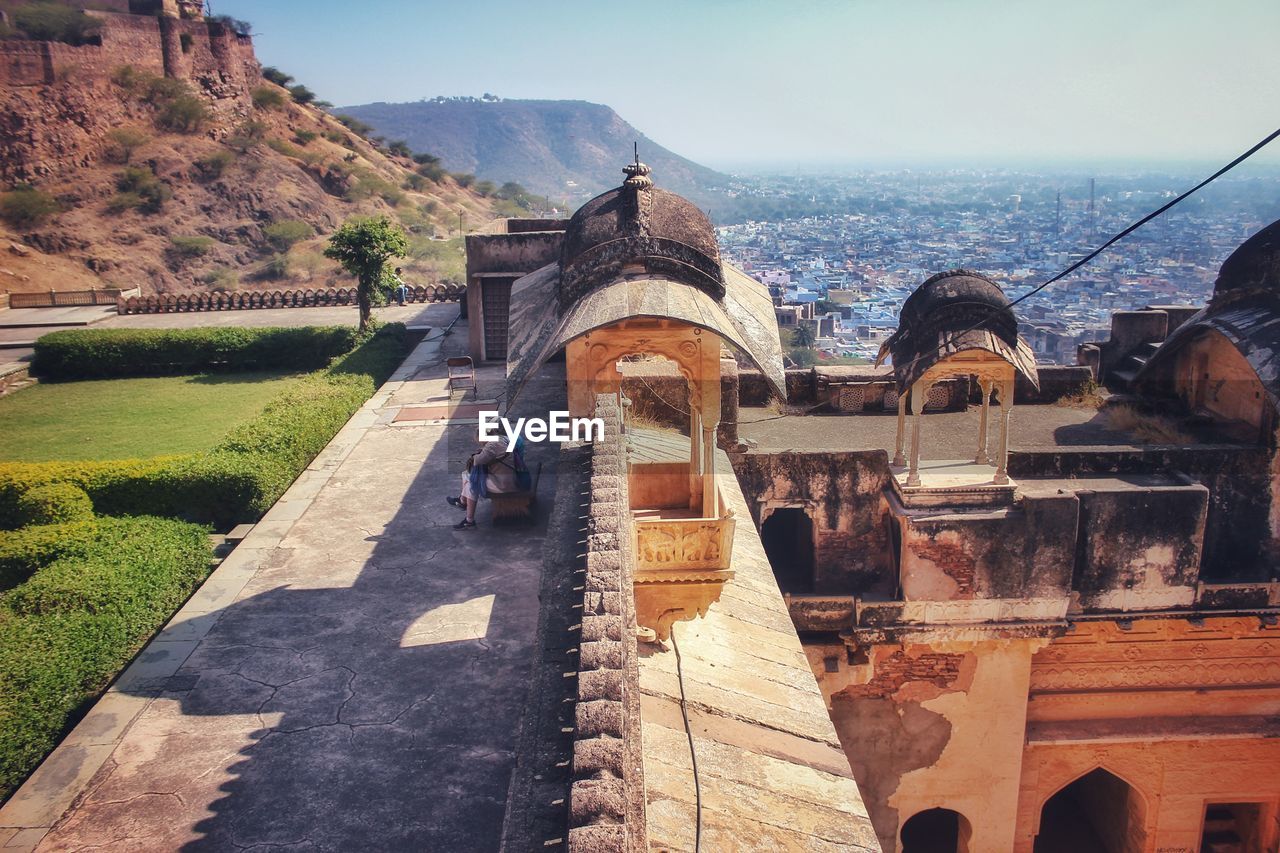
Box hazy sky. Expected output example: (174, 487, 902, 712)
(212, 0, 1280, 172)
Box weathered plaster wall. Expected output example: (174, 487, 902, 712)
(890, 492, 1078, 605)
(1070, 484, 1207, 612)
(827, 639, 1046, 852)
(729, 450, 893, 594)
(1174, 329, 1271, 431)
(1009, 446, 1273, 581)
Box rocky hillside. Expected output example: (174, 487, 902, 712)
(0, 59, 508, 295)
(338, 98, 729, 204)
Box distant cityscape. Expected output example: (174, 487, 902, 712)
(716, 169, 1280, 364)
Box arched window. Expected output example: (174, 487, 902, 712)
(1034, 767, 1147, 853)
(901, 807, 972, 853)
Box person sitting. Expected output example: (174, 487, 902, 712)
(447, 439, 521, 529)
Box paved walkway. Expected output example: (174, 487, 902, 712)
(0, 310, 567, 851)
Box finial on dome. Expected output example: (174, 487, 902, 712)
(623, 143, 653, 190)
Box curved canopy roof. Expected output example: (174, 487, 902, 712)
(505, 262, 787, 408)
(1136, 218, 1280, 406)
(876, 270, 1039, 391)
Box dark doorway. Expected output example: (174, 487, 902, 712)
(481, 278, 515, 360)
(901, 807, 969, 853)
(1034, 768, 1146, 853)
(760, 507, 814, 593)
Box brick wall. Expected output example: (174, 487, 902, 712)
(843, 650, 964, 699)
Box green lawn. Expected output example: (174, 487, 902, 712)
(0, 371, 304, 462)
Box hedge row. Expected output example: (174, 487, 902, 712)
(31, 325, 360, 381)
(0, 516, 213, 800)
(0, 324, 408, 530)
(0, 520, 99, 591)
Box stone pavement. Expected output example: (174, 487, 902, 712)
(0, 309, 569, 851)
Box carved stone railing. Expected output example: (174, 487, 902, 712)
(630, 468, 737, 641)
(115, 284, 465, 314)
(568, 394, 646, 852)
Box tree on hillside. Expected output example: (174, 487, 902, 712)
(792, 323, 816, 349)
(323, 216, 408, 333)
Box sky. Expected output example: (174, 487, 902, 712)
(211, 0, 1280, 172)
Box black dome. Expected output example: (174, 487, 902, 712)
(557, 164, 724, 308)
(896, 269, 1020, 348)
(1214, 218, 1280, 298)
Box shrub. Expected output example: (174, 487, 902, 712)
(321, 129, 346, 145)
(335, 114, 372, 136)
(387, 140, 412, 158)
(103, 126, 150, 164)
(252, 86, 284, 110)
(15, 483, 93, 526)
(167, 234, 215, 258)
(288, 84, 315, 105)
(115, 166, 169, 212)
(201, 267, 239, 289)
(0, 516, 212, 800)
(109, 64, 141, 90)
(0, 187, 58, 229)
(0, 520, 98, 591)
(454, 173, 476, 189)
(266, 137, 302, 159)
(193, 149, 235, 180)
(208, 14, 251, 36)
(293, 129, 317, 146)
(31, 326, 360, 382)
(412, 152, 439, 166)
(12, 2, 100, 45)
(417, 162, 446, 183)
(142, 75, 187, 105)
(259, 253, 290, 280)
(261, 66, 292, 86)
(157, 94, 207, 132)
(106, 191, 143, 213)
(263, 219, 314, 251)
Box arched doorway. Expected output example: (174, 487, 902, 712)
(1034, 767, 1147, 853)
(900, 807, 972, 853)
(760, 507, 815, 593)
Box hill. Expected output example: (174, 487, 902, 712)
(0, 9, 513, 296)
(337, 98, 729, 204)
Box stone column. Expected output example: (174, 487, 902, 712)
(688, 406, 701, 509)
(975, 376, 994, 465)
(700, 340, 721, 518)
(893, 391, 907, 467)
(994, 377, 1013, 484)
(907, 383, 928, 487)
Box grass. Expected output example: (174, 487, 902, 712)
(0, 371, 303, 462)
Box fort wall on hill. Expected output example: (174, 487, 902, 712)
(0, 11, 257, 94)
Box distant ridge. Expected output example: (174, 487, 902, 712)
(338, 98, 729, 203)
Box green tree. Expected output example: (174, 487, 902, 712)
(288, 84, 316, 105)
(792, 323, 816, 349)
(323, 216, 408, 333)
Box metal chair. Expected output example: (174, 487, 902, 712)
(447, 356, 476, 398)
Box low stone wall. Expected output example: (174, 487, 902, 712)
(116, 284, 465, 314)
(568, 394, 646, 852)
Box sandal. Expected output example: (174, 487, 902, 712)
(454, 519, 476, 530)
(446, 496, 465, 509)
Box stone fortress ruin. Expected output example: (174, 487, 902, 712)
(0, 0, 257, 92)
(471, 164, 1280, 852)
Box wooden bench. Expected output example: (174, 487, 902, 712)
(489, 461, 543, 524)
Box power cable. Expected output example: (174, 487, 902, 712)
(888, 126, 1280, 381)
(669, 623, 702, 853)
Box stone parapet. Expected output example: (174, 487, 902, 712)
(568, 394, 646, 852)
(116, 284, 465, 314)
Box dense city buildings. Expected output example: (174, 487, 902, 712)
(717, 169, 1280, 363)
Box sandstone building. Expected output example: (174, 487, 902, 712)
(473, 168, 1280, 852)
